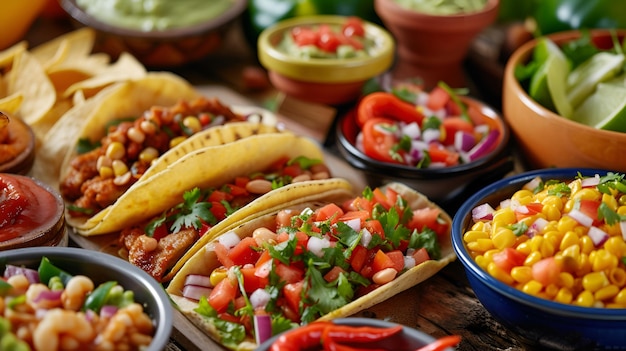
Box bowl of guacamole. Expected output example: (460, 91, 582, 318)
(60, 0, 247, 67)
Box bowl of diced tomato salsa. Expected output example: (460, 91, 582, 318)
(257, 15, 395, 105)
(452, 168, 626, 350)
(336, 79, 513, 210)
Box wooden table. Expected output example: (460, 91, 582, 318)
(24, 14, 538, 351)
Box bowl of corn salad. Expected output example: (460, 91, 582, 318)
(452, 168, 626, 350)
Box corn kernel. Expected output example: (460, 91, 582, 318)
(492, 207, 516, 226)
(559, 231, 580, 251)
(539, 238, 556, 258)
(474, 255, 490, 270)
(574, 290, 595, 307)
(542, 195, 564, 212)
(105, 141, 125, 160)
(576, 253, 592, 276)
(111, 160, 129, 177)
(595, 284, 620, 302)
(582, 271, 609, 292)
(617, 205, 626, 216)
(555, 287, 573, 304)
(529, 235, 544, 252)
(483, 249, 499, 262)
(521, 280, 543, 296)
(511, 189, 534, 205)
(557, 215, 578, 233)
(579, 235, 595, 254)
(524, 251, 542, 266)
(471, 221, 487, 232)
(544, 284, 559, 298)
(182, 116, 202, 134)
(511, 266, 533, 284)
(602, 193, 618, 211)
(99, 166, 114, 179)
(542, 204, 562, 221)
(558, 272, 575, 289)
(170, 136, 186, 148)
(516, 241, 531, 255)
(209, 267, 228, 287)
(572, 188, 601, 202)
(591, 249, 618, 272)
(467, 238, 493, 252)
(463, 230, 489, 243)
(614, 288, 626, 304)
(487, 262, 514, 285)
(492, 228, 517, 249)
(604, 237, 626, 258)
(139, 147, 159, 163)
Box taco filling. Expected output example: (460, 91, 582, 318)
(59, 96, 249, 218)
(172, 185, 451, 348)
(119, 156, 332, 282)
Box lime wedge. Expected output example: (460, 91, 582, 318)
(603, 72, 626, 87)
(566, 52, 625, 108)
(571, 82, 626, 132)
(528, 38, 565, 111)
(545, 47, 573, 119)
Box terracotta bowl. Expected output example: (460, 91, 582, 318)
(59, 0, 247, 68)
(257, 15, 395, 105)
(374, 0, 499, 89)
(503, 29, 626, 172)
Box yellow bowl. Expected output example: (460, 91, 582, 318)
(257, 15, 395, 105)
(0, 0, 47, 50)
(503, 29, 626, 172)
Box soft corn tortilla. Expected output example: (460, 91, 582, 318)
(72, 131, 323, 237)
(167, 182, 456, 351)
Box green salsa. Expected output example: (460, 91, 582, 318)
(393, 0, 488, 15)
(76, 0, 233, 31)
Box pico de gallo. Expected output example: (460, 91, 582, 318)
(466, 172, 626, 308)
(119, 155, 331, 282)
(277, 16, 375, 59)
(354, 81, 502, 168)
(177, 185, 450, 348)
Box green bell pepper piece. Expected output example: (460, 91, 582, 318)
(532, 0, 626, 36)
(83, 281, 117, 313)
(37, 257, 73, 286)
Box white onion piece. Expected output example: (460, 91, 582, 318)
(515, 205, 529, 215)
(523, 176, 543, 191)
(218, 231, 241, 249)
(361, 228, 372, 247)
(250, 288, 271, 310)
(254, 314, 273, 345)
(474, 124, 490, 135)
(472, 203, 495, 221)
(307, 236, 330, 257)
(182, 285, 212, 301)
(454, 131, 476, 152)
(255, 259, 272, 279)
(621, 221, 626, 241)
(344, 218, 361, 233)
(402, 122, 421, 140)
(567, 209, 594, 227)
(429, 162, 447, 169)
(422, 129, 441, 144)
(581, 174, 601, 188)
(588, 226, 609, 247)
(404, 256, 416, 270)
(527, 217, 549, 237)
(499, 198, 512, 210)
(184, 274, 212, 288)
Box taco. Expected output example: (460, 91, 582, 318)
(57, 74, 276, 235)
(113, 133, 350, 282)
(166, 182, 456, 350)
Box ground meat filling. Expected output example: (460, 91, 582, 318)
(60, 97, 247, 218)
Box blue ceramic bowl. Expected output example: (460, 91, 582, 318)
(452, 168, 626, 350)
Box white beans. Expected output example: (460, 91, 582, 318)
(372, 268, 398, 285)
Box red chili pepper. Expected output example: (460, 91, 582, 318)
(270, 321, 334, 351)
(357, 92, 425, 128)
(326, 324, 404, 343)
(415, 335, 462, 351)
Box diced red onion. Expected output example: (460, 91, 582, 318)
(254, 314, 272, 345)
(100, 305, 118, 319)
(422, 129, 441, 144)
(85, 309, 97, 322)
(344, 218, 361, 232)
(523, 176, 543, 191)
(567, 209, 594, 227)
(4, 265, 40, 284)
(402, 122, 421, 140)
(472, 203, 495, 221)
(307, 236, 330, 257)
(249, 288, 271, 309)
(527, 218, 549, 237)
(360, 228, 372, 247)
(33, 289, 62, 303)
(588, 226, 609, 247)
(404, 256, 416, 270)
(218, 231, 241, 250)
(182, 285, 212, 301)
(466, 129, 500, 161)
(255, 259, 272, 279)
(454, 131, 476, 152)
(184, 274, 212, 288)
(581, 174, 601, 188)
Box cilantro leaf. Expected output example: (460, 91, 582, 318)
(508, 222, 528, 237)
(598, 202, 625, 226)
(194, 296, 246, 349)
(170, 188, 216, 233)
(288, 156, 322, 170)
(409, 228, 441, 260)
(546, 181, 571, 197)
(303, 265, 351, 319)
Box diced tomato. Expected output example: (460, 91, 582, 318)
(339, 210, 370, 224)
(371, 249, 395, 273)
(349, 245, 369, 272)
(292, 27, 318, 46)
(532, 257, 561, 286)
(342, 17, 365, 38)
(209, 277, 237, 312)
(275, 263, 304, 284)
(363, 219, 384, 238)
(344, 196, 374, 213)
(210, 201, 228, 221)
(282, 164, 305, 178)
(225, 183, 249, 197)
(234, 176, 250, 188)
(324, 266, 347, 282)
(515, 202, 544, 221)
(492, 248, 527, 273)
(408, 207, 449, 236)
(283, 280, 304, 313)
(428, 143, 459, 166)
(441, 117, 474, 146)
(208, 190, 233, 202)
(151, 224, 168, 241)
(578, 199, 602, 226)
(241, 266, 267, 292)
(317, 30, 342, 52)
(316, 203, 344, 223)
(255, 250, 272, 268)
(411, 247, 430, 266)
(426, 86, 450, 110)
(228, 237, 260, 266)
(386, 250, 405, 272)
(361, 118, 401, 164)
(218, 312, 241, 324)
(372, 188, 391, 210)
(214, 242, 234, 268)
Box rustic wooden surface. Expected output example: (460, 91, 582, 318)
(28, 14, 540, 351)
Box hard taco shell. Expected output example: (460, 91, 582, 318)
(166, 182, 456, 350)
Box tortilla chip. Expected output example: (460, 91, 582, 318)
(6, 51, 56, 124)
(0, 93, 23, 114)
(31, 27, 96, 71)
(0, 41, 27, 69)
(47, 69, 94, 94)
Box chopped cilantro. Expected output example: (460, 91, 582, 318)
(75, 138, 101, 155)
(288, 156, 322, 170)
(598, 202, 626, 226)
(546, 181, 571, 197)
(422, 116, 441, 130)
(145, 188, 216, 236)
(508, 222, 529, 237)
(408, 228, 441, 260)
(66, 204, 94, 215)
(195, 296, 246, 349)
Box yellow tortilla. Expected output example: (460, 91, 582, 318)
(166, 182, 456, 350)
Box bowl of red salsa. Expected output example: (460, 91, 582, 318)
(335, 79, 513, 210)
